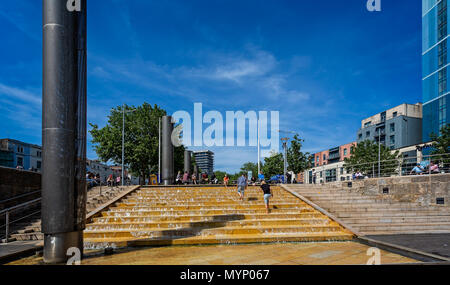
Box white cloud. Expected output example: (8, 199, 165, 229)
(0, 83, 41, 106)
(0, 85, 41, 132)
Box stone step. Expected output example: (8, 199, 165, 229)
(85, 186, 353, 247)
(121, 199, 299, 205)
(101, 208, 315, 217)
(351, 222, 450, 232)
(322, 205, 450, 212)
(342, 216, 450, 224)
(337, 212, 450, 218)
(304, 199, 383, 205)
(84, 232, 354, 249)
(4, 187, 131, 242)
(86, 218, 333, 230)
(92, 212, 325, 223)
(83, 224, 345, 239)
(14, 227, 40, 234)
(129, 194, 295, 199)
(10, 232, 44, 241)
(111, 203, 306, 211)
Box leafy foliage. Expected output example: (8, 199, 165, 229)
(344, 140, 399, 177)
(430, 124, 450, 167)
(89, 103, 185, 183)
(430, 124, 450, 155)
(287, 134, 312, 174)
(240, 162, 259, 178)
(261, 152, 284, 178)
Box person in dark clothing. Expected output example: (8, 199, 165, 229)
(260, 180, 273, 214)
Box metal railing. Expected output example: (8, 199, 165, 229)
(0, 198, 41, 243)
(344, 153, 450, 179)
(0, 190, 41, 206)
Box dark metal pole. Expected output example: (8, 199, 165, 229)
(161, 116, 174, 185)
(42, 0, 87, 264)
(184, 150, 191, 176)
(122, 104, 125, 186)
(194, 164, 199, 181)
(158, 117, 161, 184)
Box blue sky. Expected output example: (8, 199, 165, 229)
(0, 0, 422, 173)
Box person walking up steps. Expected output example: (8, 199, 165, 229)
(260, 180, 273, 214)
(237, 173, 248, 201)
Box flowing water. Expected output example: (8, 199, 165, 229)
(83, 186, 354, 249)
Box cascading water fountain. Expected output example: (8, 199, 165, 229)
(83, 186, 354, 249)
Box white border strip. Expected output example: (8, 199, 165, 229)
(423, 91, 450, 105)
(423, 63, 450, 80)
(422, 35, 449, 56)
(423, 0, 442, 17)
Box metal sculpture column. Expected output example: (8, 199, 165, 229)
(161, 116, 174, 185)
(42, 0, 87, 264)
(184, 150, 191, 176)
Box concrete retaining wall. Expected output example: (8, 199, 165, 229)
(0, 166, 41, 202)
(336, 174, 450, 206)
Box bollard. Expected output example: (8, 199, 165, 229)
(161, 116, 174, 185)
(5, 211, 9, 244)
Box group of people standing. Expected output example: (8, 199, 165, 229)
(175, 171, 219, 185)
(174, 171, 274, 214)
(106, 174, 124, 187)
(410, 161, 441, 175)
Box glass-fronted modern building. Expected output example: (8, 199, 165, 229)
(423, 0, 450, 142)
(193, 150, 214, 175)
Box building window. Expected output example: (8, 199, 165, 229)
(390, 135, 395, 145)
(439, 68, 447, 95)
(390, 123, 395, 132)
(358, 133, 362, 140)
(340, 167, 344, 175)
(366, 131, 370, 138)
(364, 121, 371, 127)
(37, 161, 42, 169)
(323, 154, 326, 161)
(17, 157, 23, 166)
(17, 146, 24, 153)
(380, 111, 386, 122)
(438, 0, 448, 41)
(343, 148, 347, 156)
(392, 112, 398, 118)
(439, 97, 447, 133)
(320, 171, 323, 178)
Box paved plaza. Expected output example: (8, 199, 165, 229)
(7, 242, 419, 265)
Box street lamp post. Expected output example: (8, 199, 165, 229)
(159, 117, 161, 184)
(378, 128, 381, 178)
(122, 104, 125, 186)
(257, 122, 260, 175)
(281, 138, 289, 184)
(120, 104, 136, 186)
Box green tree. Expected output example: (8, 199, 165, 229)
(430, 124, 450, 155)
(240, 162, 259, 178)
(344, 140, 399, 177)
(287, 134, 311, 174)
(89, 103, 185, 184)
(261, 152, 284, 178)
(214, 171, 227, 182)
(430, 124, 450, 168)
